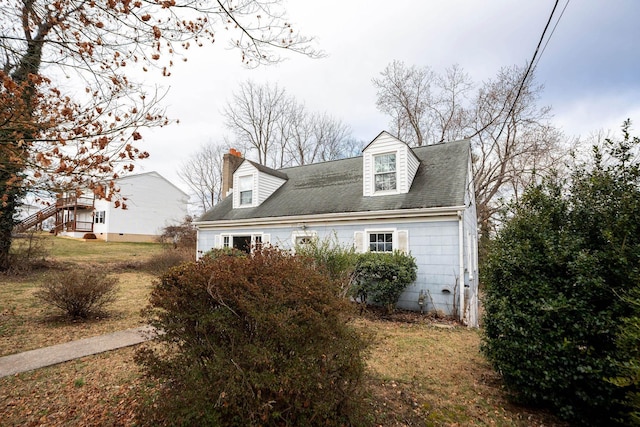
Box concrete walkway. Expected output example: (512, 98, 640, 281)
(0, 325, 156, 378)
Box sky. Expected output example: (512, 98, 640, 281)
(133, 0, 640, 192)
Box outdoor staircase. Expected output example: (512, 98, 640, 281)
(14, 196, 94, 233)
(14, 204, 59, 233)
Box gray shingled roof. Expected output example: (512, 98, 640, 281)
(198, 139, 470, 222)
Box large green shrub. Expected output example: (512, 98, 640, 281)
(610, 287, 640, 425)
(350, 251, 417, 313)
(482, 121, 640, 425)
(136, 247, 370, 426)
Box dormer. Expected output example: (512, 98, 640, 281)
(232, 160, 288, 209)
(362, 131, 420, 197)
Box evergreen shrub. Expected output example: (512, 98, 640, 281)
(482, 121, 640, 425)
(136, 247, 370, 426)
(350, 251, 417, 313)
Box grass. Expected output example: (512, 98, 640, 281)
(0, 234, 567, 426)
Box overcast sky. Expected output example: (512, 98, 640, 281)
(134, 0, 640, 191)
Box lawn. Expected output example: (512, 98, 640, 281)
(0, 234, 566, 426)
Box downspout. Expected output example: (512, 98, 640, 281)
(458, 210, 465, 324)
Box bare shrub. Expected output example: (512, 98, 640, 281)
(157, 216, 196, 250)
(5, 231, 51, 275)
(35, 268, 119, 319)
(139, 217, 197, 275)
(139, 246, 195, 276)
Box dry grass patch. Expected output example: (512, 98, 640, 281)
(359, 316, 567, 426)
(0, 269, 155, 356)
(0, 235, 569, 426)
(0, 234, 168, 356)
(0, 346, 144, 427)
(46, 235, 164, 265)
(0, 314, 569, 426)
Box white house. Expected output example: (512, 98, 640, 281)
(194, 132, 479, 326)
(16, 172, 189, 243)
(89, 171, 189, 242)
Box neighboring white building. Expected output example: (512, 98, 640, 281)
(89, 171, 189, 242)
(17, 172, 189, 243)
(194, 132, 479, 326)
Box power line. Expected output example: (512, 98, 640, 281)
(494, 0, 567, 142)
(534, 0, 571, 70)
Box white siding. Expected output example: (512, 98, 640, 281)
(97, 172, 188, 240)
(232, 162, 286, 208)
(232, 163, 257, 209)
(363, 132, 420, 196)
(406, 147, 420, 189)
(257, 171, 286, 205)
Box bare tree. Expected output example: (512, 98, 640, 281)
(311, 112, 353, 162)
(223, 81, 292, 167)
(373, 61, 564, 233)
(178, 143, 225, 215)
(0, 0, 318, 271)
(373, 60, 436, 146)
(224, 80, 354, 168)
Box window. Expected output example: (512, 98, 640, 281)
(374, 153, 396, 191)
(296, 236, 313, 246)
(220, 234, 268, 253)
(94, 211, 105, 224)
(239, 175, 253, 206)
(369, 232, 393, 252)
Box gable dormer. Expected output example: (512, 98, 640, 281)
(232, 160, 288, 209)
(362, 131, 420, 197)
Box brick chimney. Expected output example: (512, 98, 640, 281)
(222, 148, 244, 198)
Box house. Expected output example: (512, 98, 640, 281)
(16, 171, 189, 243)
(194, 132, 479, 326)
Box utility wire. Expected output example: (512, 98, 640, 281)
(494, 0, 565, 142)
(534, 0, 571, 70)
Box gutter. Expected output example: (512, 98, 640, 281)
(458, 210, 465, 324)
(193, 205, 467, 229)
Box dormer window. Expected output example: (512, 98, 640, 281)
(239, 175, 253, 206)
(374, 153, 397, 192)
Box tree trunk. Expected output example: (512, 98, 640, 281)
(0, 39, 43, 271)
(0, 165, 23, 271)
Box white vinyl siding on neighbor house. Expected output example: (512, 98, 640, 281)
(363, 132, 420, 196)
(90, 172, 188, 241)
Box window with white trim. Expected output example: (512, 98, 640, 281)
(374, 153, 396, 192)
(94, 211, 105, 224)
(219, 233, 268, 253)
(291, 230, 317, 253)
(355, 230, 408, 254)
(296, 236, 313, 246)
(369, 231, 393, 252)
(238, 175, 253, 206)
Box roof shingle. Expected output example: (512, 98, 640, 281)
(198, 139, 470, 222)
